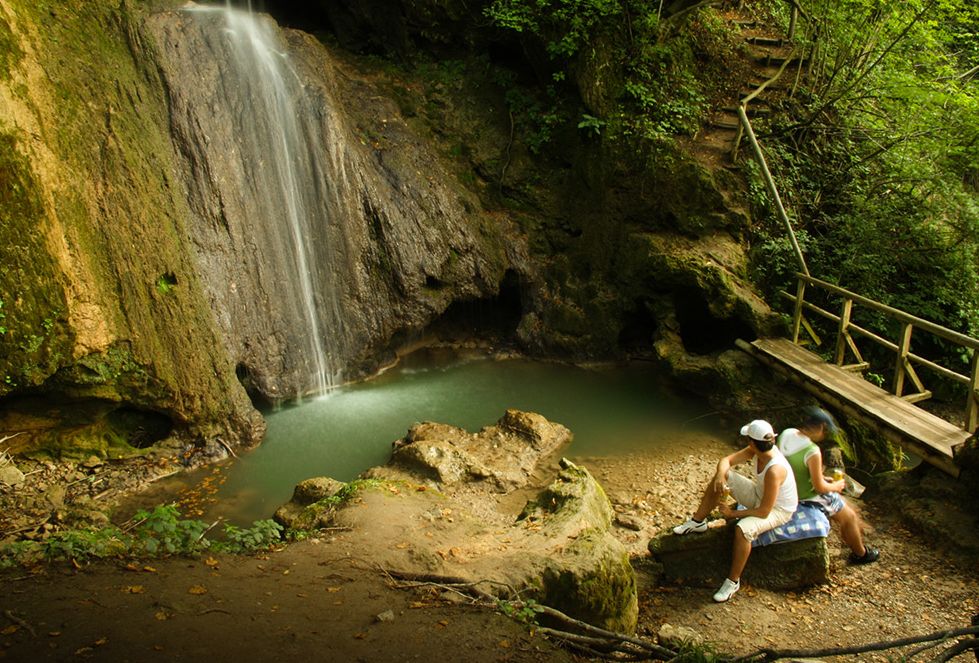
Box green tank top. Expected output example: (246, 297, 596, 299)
(783, 441, 820, 501)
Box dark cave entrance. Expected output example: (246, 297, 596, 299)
(618, 299, 660, 355)
(673, 286, 756, 355)
(425, 269, 524, 344)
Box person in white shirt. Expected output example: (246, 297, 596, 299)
(673, 419, 798, 602)
(777, 408, 879, 565)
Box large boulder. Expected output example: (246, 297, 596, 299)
(647, 524, 829, 590)
(273, 477, 346, 530)
(382, 409, 572, 491)
(276, 412, 637, 633)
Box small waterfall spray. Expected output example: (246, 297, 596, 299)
(184, 4, 340, 397)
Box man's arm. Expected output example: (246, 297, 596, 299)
(713, 446, 754, 493)
(806, 451, 845, 494)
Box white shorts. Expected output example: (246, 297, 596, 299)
(727, 471, 795, 542)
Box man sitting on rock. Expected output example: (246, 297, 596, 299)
(673, 419, 798, 602)
(777, 407, 879, 565)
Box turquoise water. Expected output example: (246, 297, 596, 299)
(204, 350, 713, 524)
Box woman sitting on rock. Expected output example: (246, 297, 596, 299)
(672, 419, 798, 602)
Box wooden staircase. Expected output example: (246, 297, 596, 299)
(694, 8, 801, 164)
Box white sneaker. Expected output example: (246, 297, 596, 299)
(672, 518, 708, 535)
(713, 578, 740, 603)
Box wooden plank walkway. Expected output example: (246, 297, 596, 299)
(741, 337, 970, 476)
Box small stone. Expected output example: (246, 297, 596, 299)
(658, 623, 704, 648)
(615, 514, 645, 531)
(0, 465, 25, 487)
(375, 610, 395, 623)
(82, 456, 104, 469)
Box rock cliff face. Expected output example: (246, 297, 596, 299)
(148, 7, 518, 399)
(0, 0, 263, 456)
(0, 0, 779, 456)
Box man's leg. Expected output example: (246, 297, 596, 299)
(691, 478, 724, 522)
(728, 527, 752, 580)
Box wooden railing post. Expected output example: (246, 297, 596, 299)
(834, 298, 853, 366)
(792, 278, 806, 344)
(893, 322, 913, 397)
(967, 350, 979, 433)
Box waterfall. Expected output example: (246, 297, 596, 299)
(180, 4, 342, 397)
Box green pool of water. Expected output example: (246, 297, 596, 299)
(205, 350, 714, 525)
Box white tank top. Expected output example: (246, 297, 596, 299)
(756, 449, 799, 512)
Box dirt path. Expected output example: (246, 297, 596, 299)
(1, 432, 977, 662)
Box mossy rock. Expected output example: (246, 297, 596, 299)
(648, 524, 830, 590)
(540, 528, 638, 633)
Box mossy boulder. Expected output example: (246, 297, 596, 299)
(283, 415, 637, 633)
(273, 477, 346, 530)
(647, 523, 830, 590)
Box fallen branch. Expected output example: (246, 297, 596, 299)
(215, 437, 237, 459)
(3, 609, 37, 638)
(379, 569, 676, 660)
(928, 638, 979, 663)
(0, 432, 25, 445)
(731, 625, 979, 662)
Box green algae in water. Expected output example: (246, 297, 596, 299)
(208, 352, 713, 525)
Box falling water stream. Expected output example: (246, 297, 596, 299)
(185, 4, 340, 394)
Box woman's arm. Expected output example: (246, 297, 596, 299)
(806, 450, 845, 494)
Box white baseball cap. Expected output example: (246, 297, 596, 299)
(740, 419, 775, 441)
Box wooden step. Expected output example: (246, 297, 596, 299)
(754, 54, 804, 67)
(710, 119, 740, 130)
(745, 36, 786, 47)
(722, 104, 771, 115)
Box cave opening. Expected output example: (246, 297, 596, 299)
(426, 269, 523, 343)
(673, 286, 756, 355)
(104, 407, 174, 450)
(618, 299, 659, 356)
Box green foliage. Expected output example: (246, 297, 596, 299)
(752, 0, 979, 382)
(216, 520, 284, 553)
(0, 504, 285, 569)
(577, 113, 605, 136)
(132, 504, 208, 555)
(0, 298, 6, 335)
(497, 598, 542, 625)
(155, 273, 177, 296)
(484, 0, 739, 152)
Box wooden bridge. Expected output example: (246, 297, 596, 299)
(737, 274, 977, 477)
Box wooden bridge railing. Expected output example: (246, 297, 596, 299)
(780, 273, 979, 433)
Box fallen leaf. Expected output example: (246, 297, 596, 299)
(94, 637, 108, 646)
(498, 640, 511, 649)
(154, 611, 170, 621)
(395, 542, 409, 549)
(326, 586, 342, 593)
(1, 625, 18, 635)
(204, 557, 220, 568)
(354, 632, 367, 640)
(188, 585, 208, 595)
(142, 566, 157, 573)
(49, 631, 61, 637)
(74, 647, 94, 656)
(123, 585, 145, 594)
